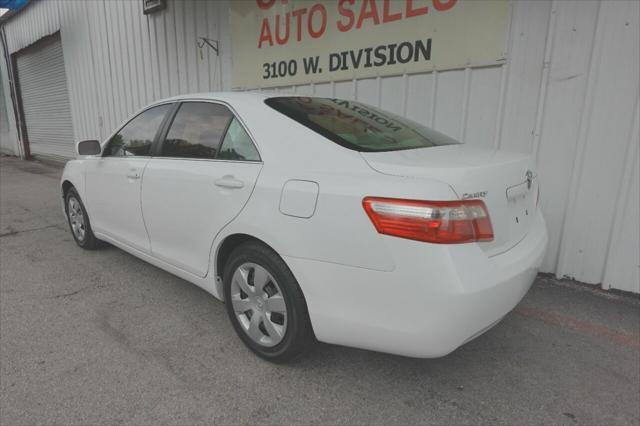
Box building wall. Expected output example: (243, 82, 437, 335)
(0, 31, 20, 156)
(0, 0, 638, 292)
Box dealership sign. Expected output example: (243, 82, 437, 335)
(230, 0, 508, 89)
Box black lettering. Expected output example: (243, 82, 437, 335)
(329, 53, 342, 71)
(364, 47, 373, 68)
(373, 45, 386, 67)
(340, 51, 349, 70)
(387, 43, 398, 65)
(397, 41, 413, 64)
(303, 56, 320, 74)
(415, 38, 431, 62)
(349, 49, 363, 69)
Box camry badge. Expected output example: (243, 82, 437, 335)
(461, 191, 488, 199)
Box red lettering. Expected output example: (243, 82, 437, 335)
(256, 0, 276, 10)
(291, 7, 307, 41)
(337, 0, 355, 32)
(382, 0, 402, 23)
(308, 3, 327, 38)
(406, 0, 428, 18)
(275, 12, 290, 45)
(433, 0, 457, 11)
(257, 18, 273, 48)
(357, 0, 380, 29)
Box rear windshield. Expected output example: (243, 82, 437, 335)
(265, 97, 459, 152)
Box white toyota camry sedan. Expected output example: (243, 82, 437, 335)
(61, 93, 548, 362)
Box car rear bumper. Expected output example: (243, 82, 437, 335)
(284, 210, 548, 358)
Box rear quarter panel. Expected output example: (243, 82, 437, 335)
(215, 162, 458, 274)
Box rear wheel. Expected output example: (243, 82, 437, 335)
(65, 187, 99, 250)
(223, 242, 314, 362)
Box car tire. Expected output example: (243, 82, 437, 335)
(223, 241, 315, 363)
(65, 187, 100, 250)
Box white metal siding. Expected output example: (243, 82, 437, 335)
(1, 0, 638, 293)
(0, 36, 19, 156)
(0, 63, 11, 152)
(16, 33, 74, 159)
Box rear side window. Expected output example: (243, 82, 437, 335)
(265, 97, 459, 152)
(103, 104, 171, 157)
(218, 118, 260, 162)
(162, 102, 233, 159)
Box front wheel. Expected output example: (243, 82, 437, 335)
(65, 187, 99, 250)
(223, 242, 315, 362)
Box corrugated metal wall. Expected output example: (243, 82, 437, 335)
(0, 57, 11, 153)
(0, 0, 638, 293)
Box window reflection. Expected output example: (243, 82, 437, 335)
(218, 118, 260, 161)
(104, 104, 171, 157)
(162, 102, 232, 159)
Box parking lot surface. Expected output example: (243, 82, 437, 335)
(1, 156, 639, 425)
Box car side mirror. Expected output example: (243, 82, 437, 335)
(77, 140, 101, 156)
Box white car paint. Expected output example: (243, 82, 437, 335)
(61, 92, 548, 358)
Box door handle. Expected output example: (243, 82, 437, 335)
(126, 171, 141, 180)
(214, 176, 244, 189)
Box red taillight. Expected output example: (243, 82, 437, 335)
(362, 197, 494, 244)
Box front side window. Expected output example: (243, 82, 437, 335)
(265, 97, 459, 152)
(218, 118, 260, 161)
(161, 102, 233, 159)
(103, 104, 171, 157)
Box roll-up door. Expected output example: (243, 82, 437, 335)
(15, 33, 74, 159)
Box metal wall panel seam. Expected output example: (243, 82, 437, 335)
(196, 1, 209, 93)
(190, 1, 200, 92)
(160, 9, 170, 97)
(601, 96, 640, 288)
(555, 0, 605, 279)
(430, 70, 438, 127)
(100, 0, 117, 132)
(169, 0, 181, 95)
(148, 13, 160, 101)
(459, 67, 472, 142)
(208, 0, 216, 90)
(92, 3, 108, 139)
(139, 11, 152, 104)
(106, 3, 124, 122)
(216, 0, 226, 90)
(532, 0, 558, 162)
(122, 1, 139, 112)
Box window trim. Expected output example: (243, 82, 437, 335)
(101, 102, 176, 158)
(154, 99, 262, 163)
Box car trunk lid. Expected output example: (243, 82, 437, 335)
(361, 145, 538, 256)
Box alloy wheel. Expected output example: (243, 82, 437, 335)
(68, 197, 86, 241)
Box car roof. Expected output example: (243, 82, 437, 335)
(147, 91, 302, 106)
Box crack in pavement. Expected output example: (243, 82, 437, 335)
(0, 224, 65, 238)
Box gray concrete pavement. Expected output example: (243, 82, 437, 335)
(1, 156, 639, 425)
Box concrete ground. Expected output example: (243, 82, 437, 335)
(0, 156, 638, 426)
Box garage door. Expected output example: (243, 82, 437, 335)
(16, 33, 75, 159)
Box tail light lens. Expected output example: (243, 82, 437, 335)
(362, 197, 494, 244)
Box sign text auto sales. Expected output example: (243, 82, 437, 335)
(230, 0, 509, 89)
(257, 0, 443, 80)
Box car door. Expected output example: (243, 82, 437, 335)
(84, 103, 173, 253)
(141, 101, 263, 277)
